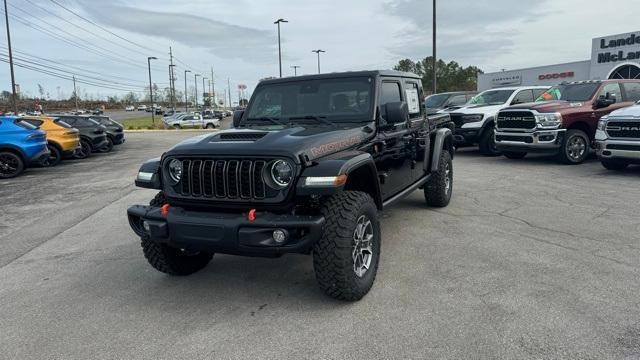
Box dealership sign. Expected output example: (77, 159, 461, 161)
(491, 73, 522, 86)
(538, 71, 575, 80)
(596, 32, 640, 64)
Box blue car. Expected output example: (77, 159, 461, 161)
(0, 116, 49, 179)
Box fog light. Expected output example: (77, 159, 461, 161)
(143, 221, 151, 233)
(272, 229, 288, 243)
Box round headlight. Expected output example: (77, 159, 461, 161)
(168, 159, 182, 184)
(269, 160, 293, 188)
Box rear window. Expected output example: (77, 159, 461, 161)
(15, 119, 38, 130)
(91, 117, 117, 126)
(53, 119, 73, 128)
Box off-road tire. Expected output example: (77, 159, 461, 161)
(0, 151, 25, 179)
(557, 129, 589, 165)
(424, 151, 453, 207)
(503, 151, 527, 159)
(205, 123, 214, 129)
(42, 144, 62, 167)
(478, 127, 501, 156)
(600, 159, 629, 171)
(313, 191, 380, 301)
(141, 191, 213, 276)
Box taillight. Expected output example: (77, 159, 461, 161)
(63, 130, 77, 136)
(94, 129, 104, 134)
(26, 133, 45, 140)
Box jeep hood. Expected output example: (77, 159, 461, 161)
(165, 125, 373, 163)
(506, 100, 587, 113)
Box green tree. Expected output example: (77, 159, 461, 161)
(394, 57, 483, 94)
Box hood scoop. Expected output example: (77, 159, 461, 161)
(216, 132, 267, 142)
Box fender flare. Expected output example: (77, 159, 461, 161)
(430, 128, 453, 173)
(297, 151, 383, 209)
(135, 157, 162, 189)
(0, 144, 27, 161)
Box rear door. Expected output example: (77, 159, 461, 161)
(403, 78, 428, 182)
(374, 79, 415, 198)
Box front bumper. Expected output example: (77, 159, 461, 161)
(109, 132, 125, 145)
(28, 147, 50, 165)
(127, 205, 325, 256)
(596, 138, 640, 164)
(495, 129, 565, 154)
(454, 127, 480, 144)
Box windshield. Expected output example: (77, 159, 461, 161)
(469, 90, 514, 105)
(244, 76, 374, 125)
(536, 83, 600, 102)
(425, 94, 449, 108)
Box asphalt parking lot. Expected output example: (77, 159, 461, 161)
(1, 132, 640, 359)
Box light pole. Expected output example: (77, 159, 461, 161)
(3, 0, 17, 113)
(184, 69, 191, 112)
(432, 0, 437, 94)
(194, 74, 200, 110)
(202, 77, 208, 107)
(312, 49, 325, 74)
(274, 18, 288, 78)
(291, 65, 300, 76)
(147, 56, 157, 125)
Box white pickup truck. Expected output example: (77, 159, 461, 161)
(163, 112, 220, 129)
(596, 102, 640, 170)
(442, 86, 549, 155)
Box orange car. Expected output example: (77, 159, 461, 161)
(21, 116, 81, 166)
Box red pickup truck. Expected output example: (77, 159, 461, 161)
(494, 79, 640, 164)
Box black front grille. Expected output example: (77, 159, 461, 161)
(607, 144, 640, 151)
(497, 111, 536, 130)
(176, 158, 267, 200)
(496, 135, 533, 143)
(606, 121, 640, 138)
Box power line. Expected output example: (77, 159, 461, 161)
(47, 0, 159, 54)
(23, 0, 160, 60)
(2, 9, 152, 71)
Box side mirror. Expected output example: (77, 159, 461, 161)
(595, 94, 616, 109)
(382, 102, 409, 126)
(232, 110, 244, 128)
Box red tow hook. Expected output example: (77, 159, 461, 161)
(247, 209, 256, 222)
(160, 204, 170, 218)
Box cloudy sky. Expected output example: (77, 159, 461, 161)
(2, 0, 639, 102)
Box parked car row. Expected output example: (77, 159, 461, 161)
(162, 110, 221, 129)
(429, 79, 640, 170)
(0, 114, 125, 179)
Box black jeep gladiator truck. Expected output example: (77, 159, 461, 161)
(127, 70, 455, 301)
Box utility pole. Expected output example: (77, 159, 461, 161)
(169, 64, 176, 110)
(432, 0, 437, 94)
(274, 19, 288, 77)
(4, 0, 18, 113)
(208, 80, 212, 106)
(72, 75, 78, 111)
(169, 47, 176, 109)
(147, 56, 157, 125)
(202, 77, 207, 107)
(227, 77, 231, 110)
(312, 49, 325, 74)
(194, 74, 200, 109)
(291, 65, 300, 76)
(211, 67, 215, 106)
(184, 69, 191, 112)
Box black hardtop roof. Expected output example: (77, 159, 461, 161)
(259, 70, 421, 85)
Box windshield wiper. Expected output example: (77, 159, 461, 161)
(244, 117, 286, 126)
(288, 115, 337, 127)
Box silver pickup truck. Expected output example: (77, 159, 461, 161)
(595, 102, 640, 170)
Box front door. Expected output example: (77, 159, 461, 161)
(373, 80, 415, 199)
